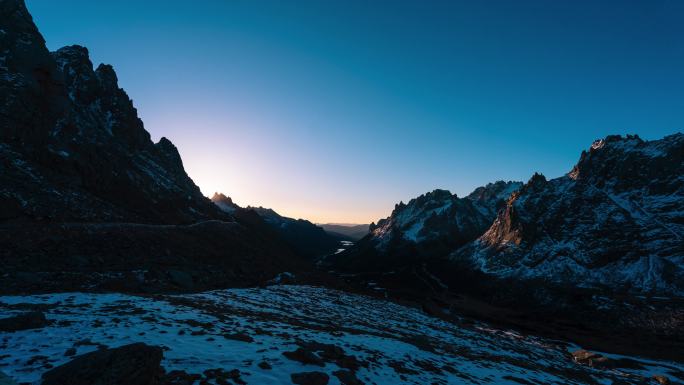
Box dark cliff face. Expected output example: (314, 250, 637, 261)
(461, 134, 684, 295)
(0, 0, 307, 292)
(0, 1, 224, 224)
(0, 0, 69, 147)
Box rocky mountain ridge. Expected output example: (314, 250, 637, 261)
(0, 0, 222, 224)
(458, 133, 684, 295)
(211, 193, 342, 259)
(0, 0, 305, 292)
(328, 181, 522, 271)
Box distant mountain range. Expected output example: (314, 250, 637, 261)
(317, 223, 369, 241)
(211, 193, 342, 259)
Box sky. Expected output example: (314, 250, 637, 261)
(26, 0, 684, 224)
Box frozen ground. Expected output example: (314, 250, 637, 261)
(1, 285, 682, 384)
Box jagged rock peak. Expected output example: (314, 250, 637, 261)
(465, 132, 684, 295)
(95, 63, 119, 89)
(211, 192, 240, 214)
(568, 133, 683, 182)
(211, 192, 234, 206)
(466, 180, 522, 203)
(0, 0, 43, 45)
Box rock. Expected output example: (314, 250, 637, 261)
(291, 371, 329, 385)
(41, 343, 163, 385)
(202, 368, 245, 385)
(652, 375, 670, 385)
(64, 348, 77, 357)
(296, 341, 363, 371)
(223, 332, 254, 343)
(258, 361, 272, 370)
(571, 350, 615, 369)
(333, 369, 364, 385)
(0, 311, 47, 332)
(160, 370, 201, 385)
(282, 347, 325, 366)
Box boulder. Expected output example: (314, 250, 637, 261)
(571, 349, 615, 369)
(291, 371, 329, 385)
(41, 343, 163, 385)
(0, 311, 47, 332)
(282, 348, 325, 366)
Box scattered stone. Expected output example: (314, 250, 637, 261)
(160, 370, 201, 385)
(0, 312, 47, 332)
(652, 375, 670, 385)
(291, 371, 329, 385)
(223, 332, 254, 343)
(571, 349, 615, 369)
(283, 348, 325, 367)
(258, 361, 272, 370)
(64, 348, 77, 357)
(333, 369, 364, 385)
(203, 368, 245, 385)
(297, 342, 362, 370)
(41, 343, 163, 385)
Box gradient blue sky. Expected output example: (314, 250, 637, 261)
(26, 0, 683, 223)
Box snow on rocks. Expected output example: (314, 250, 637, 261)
(1, 285, 681, 385)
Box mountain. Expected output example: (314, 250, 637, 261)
(211, 193, 341, 259)
(0, 0, 303, 292)
(456, 133, 684, 295)
(318, 223, 369, 241)
(328, 181, 522, 271)
(0, 0, 223, 224)
(326, 134, 684, 359)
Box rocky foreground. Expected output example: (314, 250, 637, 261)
(1, 285, 682, 385)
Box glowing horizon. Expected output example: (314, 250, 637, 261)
(26, 0, 684, 224)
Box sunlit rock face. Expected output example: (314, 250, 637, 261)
(458, 134, 684, 295)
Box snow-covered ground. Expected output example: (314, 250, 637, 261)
(1, 285, 681, 384)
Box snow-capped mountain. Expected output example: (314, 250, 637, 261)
(328, 181, 521, 270)
(458, 134, 684, 295)
(370, 181, 522, 248)
(211, 193, 342, 259)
